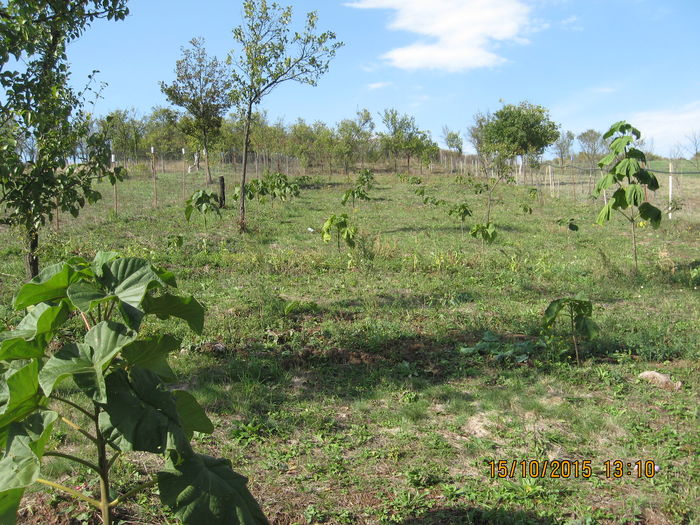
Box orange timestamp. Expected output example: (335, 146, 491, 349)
(487, 459, 658, 479)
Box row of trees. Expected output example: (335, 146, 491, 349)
(95, 106, 440, 177)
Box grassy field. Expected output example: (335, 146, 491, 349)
(1, 166, 698, 524)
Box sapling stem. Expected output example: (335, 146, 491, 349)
(60, 416, 98, 444)
(44, 452, 100, 473)
(108, 478, 158, 508)
(35, 478, 101, 508)
(569, 305, 580, 366)
(94, 404, 112, 525)
(80, 312, 91, 331)
(51, 394, 94, 419)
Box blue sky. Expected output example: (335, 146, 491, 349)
(67, 0, 700, 157)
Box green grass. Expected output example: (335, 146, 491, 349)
(2, 166, 699, 524)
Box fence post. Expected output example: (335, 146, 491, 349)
(668, 162, 673, 219)
(182, 148, 186, 201)
(151, 146, 157, 208)
(218, 176, 225, 209)
(112, 153, 118, 216)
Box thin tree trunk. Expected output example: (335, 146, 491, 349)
(239, 102, 253, 232)
(25, 226, 39, 279)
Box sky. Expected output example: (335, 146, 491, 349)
(66, 0, 700, 157)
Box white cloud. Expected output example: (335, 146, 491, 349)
(631, 101, 700, 157)
(591, 86, 616, 94)
(367, 81, 392, 90)
(345, 0, 534, 72)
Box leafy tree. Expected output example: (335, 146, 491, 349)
(594, 121, 661, 273)
(335, 109, 375, 176)
(99, 108, 145, 167)
(143, 106, 186, 157)
(228, 0, 343, 232)
(442, 125, 463, 172)
(0, 0, 129, 279)
(379, 108, 420, 171)
(543, 294, 598, 365)
(288, 118, 315, 174)
(554, 130, 575, 166)
(577, 129, 605, 169)
(160, 37, 232, 184)
(469, 102, 558, 225)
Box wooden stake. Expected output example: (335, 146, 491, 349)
(668, 162, 673, 219)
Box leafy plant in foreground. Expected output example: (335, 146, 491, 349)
(321, 214, 357, 251)
(542, 294, 598, 365)
(0, 252, 268, 524)
(556, 217, 579, 232)
(185, 189, 222, 229)
(594, 121, 662, 273)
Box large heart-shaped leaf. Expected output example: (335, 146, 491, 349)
(12, 263, 81, 309)
(39, 321, 136, 402)
(66, 281, 117, 313)
(158, 452, 269, 525)
(0, 361, 43, 443)
(0, 302, 69, 361)
(99, 368, 187, 454)
(172, 391, 213, 438)
(142, 294, 205, 334)
(0, 410, 58, 492)
(121, 335, 180, 382)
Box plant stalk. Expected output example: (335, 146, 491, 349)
(94, 404, 112, 525)
(569, 306, 580, 366)
(44, 452, 100, 473)
(35, 478, 101, 508)
(109, 478, 157, 508)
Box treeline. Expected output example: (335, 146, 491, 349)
(92, 106, 442, 175)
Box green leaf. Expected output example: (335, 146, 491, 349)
(0, 361, 43, 439)
(39, 322, 136, 402)
(0, 302, 69, 361)
(543, 298, 565, 329)
(593, 172, 615, 195)
(609, 135, 633, 155)
(121, 335, 180, 382)
(0, 488, 23, 525)
(610, 188, 628, 210)
(625, 184, 644, 207)
(595, 202, 613, 225)
(575, 316, 599, 339)
(635, 170, 660, 191)
(158, 452, 269, 525)
(12, 263, 81, 309)
(185, 203, 194, 222)
(597, 152, 616, 168)
(613, 158, 641, 179)
(172, 391, 214, 438)
(0, 410, 57, 493)
(99, 368, 187, 454)
(142, 294, 205, 334)
(91, 251, 120, 277)
(66, 281, 116, 313)
(639, 202, 662, 228)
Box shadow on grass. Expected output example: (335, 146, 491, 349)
(401, 506, 557, 525)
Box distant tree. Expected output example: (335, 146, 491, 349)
(441, 125, 463, 172)
(335, 109, 375, 175)
(228, 0, 343, 232)
(683, 130, 700, 171)
(312, 120, 335, 174)
(289, 118, 315, 174)
(379, 108, 421, 171)
(442, 126, 464, 155)
(0, 1, 129, 278)
(160, 37, 232, 184)
(554, 130, 575, 166)
(577, 129, 606, 169)
(98, 108, 145, 167)
(142, 106, 185, 157)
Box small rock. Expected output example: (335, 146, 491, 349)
(638, 371, 681, 391)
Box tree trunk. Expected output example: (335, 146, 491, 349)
(239, 102, 253, 232)
(24, 226, 39, 279)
